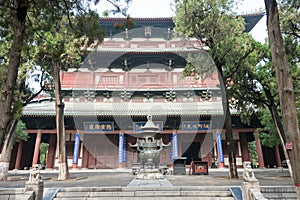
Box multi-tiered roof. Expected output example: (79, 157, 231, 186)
(22, 14, 264, 131)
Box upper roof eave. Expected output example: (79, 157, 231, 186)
(86, 47, 208, 53)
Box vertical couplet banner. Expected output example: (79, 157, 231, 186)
(169, 135, 173, 161)
(173, 133, 178, 158)
(216, 132, 224, 163)
(72, 133, 80, 165)
(123, 134, 127, 163)
(118, 133, 124, 164)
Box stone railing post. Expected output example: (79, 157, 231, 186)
(25, 164, 44, 200)
(241, 161, 266, 200)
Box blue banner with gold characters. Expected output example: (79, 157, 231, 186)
(172, 133, 178, 157)
(133, 121, 163, 132)
(182, 121, 210, 131)
(72, 133, 80, 164)
(216, 132, 224, 163)
(84, 122, 114, 133)
(123, 134, 127, 163)
(118, 133, 124, 164)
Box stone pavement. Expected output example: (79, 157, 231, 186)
(0, 167, 295, 199)
(0, 167, 294, 188)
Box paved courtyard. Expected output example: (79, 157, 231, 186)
(0, 168, 294, 189)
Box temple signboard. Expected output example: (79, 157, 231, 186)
(84, 122, 114, 133)
(182, 121, 211, 131)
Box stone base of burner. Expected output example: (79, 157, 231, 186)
(136, 172, 164, 179)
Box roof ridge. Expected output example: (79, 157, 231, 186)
(99, 17, 173, 21)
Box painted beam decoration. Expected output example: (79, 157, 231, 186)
(84, 122, 114, 133)
(182, 121, 211, 131)
(133, 121, 163, 132)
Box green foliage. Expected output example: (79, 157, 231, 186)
(75, 11, 105, 46)
(39, 142, 49, 165)
(1, 0, 132, 107)
(248, 141, 259, 168)
(113, 17, 135, 30)
(173, 0, 255, 83)
(0, 8, 13, 88)
(183, 51, 216, 80)
(14, 121, 28, 143)
(257, 109, 281, 147)
(173, 0, 264, 120)
(173, 0, 297, 151)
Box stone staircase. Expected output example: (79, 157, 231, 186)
(0, 188, 34, 200)
(260, 186, 298, 200)
(52, 186, 236, 200)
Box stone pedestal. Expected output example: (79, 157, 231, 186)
(241, 161, 266, 200)
(0, 162, 9, 180)
(137, 172, 164, 179)
(242, 181, 260, 200)
(25, 165, 44, 200)
(25, 181, 44, 200)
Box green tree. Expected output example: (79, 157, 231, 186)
(248, 141, 259, 168)
(39, 143, 49, 167)
(0, 0, 131, 180)
(14, 121, 28, 143)
(173, 0, 257, 178)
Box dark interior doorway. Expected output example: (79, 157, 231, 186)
(182, 142, 201, 165)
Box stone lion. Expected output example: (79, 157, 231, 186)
(243, 161, 257, 182)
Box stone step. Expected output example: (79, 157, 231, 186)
(260, 186, 298, 200)
(58, 186, 232, 192)
(0, 189, 34, 200)
(55, 190, 232, 197)
(54, 197, 235, 200)
(53, 186, 234, 200)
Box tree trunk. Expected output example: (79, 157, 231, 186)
(218, 65, 238, 179)
(224, 102, 238, 178)
(0, 1, 28, 148)
(53, 62, 69, 180)
(265, 89, 293, 177)
(0, 119, 18, 180)
(265, 0, 300, 196)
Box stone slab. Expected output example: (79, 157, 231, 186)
(127, 178, 173, 187)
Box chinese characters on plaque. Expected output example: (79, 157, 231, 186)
(84, 122, 114, 133)
(182, 121, 210, 131)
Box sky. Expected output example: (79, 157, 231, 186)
(97, 0, 268, 43)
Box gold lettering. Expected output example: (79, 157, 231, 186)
(106, 124, 112, 130)
(89, 124, 94, 130)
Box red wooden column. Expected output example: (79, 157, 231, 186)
(254, 133, 265, 168)
(124, 71, 128, 88)
(81, 144, 89, 169)
(239, 133, 250, 162)
(46, 134, 57, 169)
(32, 130, 42, 167)
(14, 141, 23, 170)
(275, 145, 282, 167)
